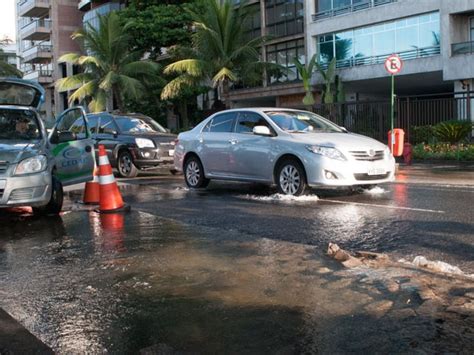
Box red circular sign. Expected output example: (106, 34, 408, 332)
(385, 55, 403, 75)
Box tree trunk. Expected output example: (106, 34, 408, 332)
(220, 80, 231, 109)
(112, 85, 124, 112)
(178, 100, 189, 130)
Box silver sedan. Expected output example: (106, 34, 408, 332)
(174, 108, 396, 196)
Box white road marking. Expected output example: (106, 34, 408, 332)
(321, 199, 445, 214)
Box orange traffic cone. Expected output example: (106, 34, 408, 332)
(83, 165, 100, 204)
(97, 145, 130, 213)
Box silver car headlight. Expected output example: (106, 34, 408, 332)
(306, 145, 346, 161)
(135, 138, 155, 148)
(14, 155, 48, 175)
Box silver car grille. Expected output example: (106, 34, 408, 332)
(349, 150, 385, 161)
(0, 161, 8, 174)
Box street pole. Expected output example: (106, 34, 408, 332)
(391, 73, 395, 154)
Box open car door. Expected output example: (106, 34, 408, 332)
(50, 107, 95, 186)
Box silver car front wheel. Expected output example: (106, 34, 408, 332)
(276, 160, 307, 196)
(184, 156, 210, 189)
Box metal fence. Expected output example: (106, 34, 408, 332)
(313, 92, 473, 143)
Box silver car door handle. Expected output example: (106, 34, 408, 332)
(229, 139, 238, 144)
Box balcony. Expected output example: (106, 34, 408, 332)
(452, 41, 474, 56)
(312, 0, 397, 21)
(23, 68, 53, 84)
(18, 0, 50, 18)
(20, 19, 51, 41)
(22, 44, 52, 64)
(318, 46, 441, 70)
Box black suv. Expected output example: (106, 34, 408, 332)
(82, 112, 177, 177)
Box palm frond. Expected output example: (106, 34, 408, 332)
(161, 75, 201, 100)
(212, 67, 237, 85)
(164, 59, 207, 77)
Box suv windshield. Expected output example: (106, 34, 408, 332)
(0, 109, 41, 140)
(265, 111, 343, 133)
(115, 116, 166, 134)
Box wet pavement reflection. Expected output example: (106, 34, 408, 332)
(1, 175, 473, 353)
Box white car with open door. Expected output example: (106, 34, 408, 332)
(0, 78, 95, 215)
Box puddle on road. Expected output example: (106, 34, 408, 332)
(0, 209, 472, 353)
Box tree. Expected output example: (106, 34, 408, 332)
(161, 0, 266, 106)
(315, 57, 337, 104)
(56, 12, 159, 112)
(0, 38, 22, 78)
(118, 1, 195, 60)
(293, 54, 317, 108)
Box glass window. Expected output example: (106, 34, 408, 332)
(419, 21, 440, 47)
(235, 112, 271, 134)
(86, 116, 99, 134)
(317, 0, 332, 12)
(266, 39, 305, 84)
(0, 109, 41, 140)
(265, 0, 304, 37)
(98, 115, 118, 135)
(115, 116, 166, 134)
(56, 109, 84, 136)
(207, 113, 236, 133)
(373, 29, 395, 56)
(334, 0, 351, 9)
(265, 110, 343, 132)
(70, 117, 87, 139)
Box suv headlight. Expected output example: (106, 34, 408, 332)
(306, 145, 346, 161)
(14, 155, 48, 175)
(135, 138, 155, 148)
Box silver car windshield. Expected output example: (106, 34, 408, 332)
(265, 111, 343, 133)
(0, 109, 41, 140)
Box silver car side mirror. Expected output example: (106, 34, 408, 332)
(253, 125, 272, 136)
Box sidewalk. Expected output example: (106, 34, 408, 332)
(396, 162, 474, 186)
(0, 308, 53, 354)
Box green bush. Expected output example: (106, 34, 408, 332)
(432, 120, 472, 144)
(413, 143, 474, 161)
(411, 125, 435, 144)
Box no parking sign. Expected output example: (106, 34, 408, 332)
(385, 55, 403, 75)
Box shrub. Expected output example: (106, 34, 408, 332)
(411, 125, 435, 144)
(432, 120, 472, 145)
(413, 143, 474, 161)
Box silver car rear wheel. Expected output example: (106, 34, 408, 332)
(276, 159, 307, 196)
(186, 161, 200, 186)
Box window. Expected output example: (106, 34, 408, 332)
(267, 39, 305, 84)
(244, 4, 261, 40)
(55, 109, 87, 140)
(205, 113, 236, 133)
(265, 0, 304, 38)
(86, 116, 99, 134)
(70, 117, 87, 139)
(317, 11, 441, 65)
(115, 116, 166, 133)
(235, 112, 272, 134)
(98, 115, 118, 135)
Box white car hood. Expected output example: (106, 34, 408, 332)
(289, 132, 387, 151)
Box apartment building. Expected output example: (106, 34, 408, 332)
(228, 0, 474, 108)
(15, 0, 122, 120)
(306, 0, 474, 100)
(16, 0, 83, 119)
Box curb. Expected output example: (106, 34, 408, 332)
(0, 308, 53, 354)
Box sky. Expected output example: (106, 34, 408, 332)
(0, 0, 16, 42)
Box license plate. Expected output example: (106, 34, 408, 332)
(0, 180, 5, 189)
(168, 149, 175, 156)
(367, 168, 385, 176)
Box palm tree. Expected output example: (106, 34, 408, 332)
(0, 38, 22, 78)
(56, 12, 159, 112)
(161, 0, 266, 106)
(293, 54, 317, 108)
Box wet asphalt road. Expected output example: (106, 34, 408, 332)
(0, 165, 473, 353)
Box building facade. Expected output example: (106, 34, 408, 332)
(228, 0, 474, 110)
(16, 0, 83, 120)
(15, 0, 123, 120)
